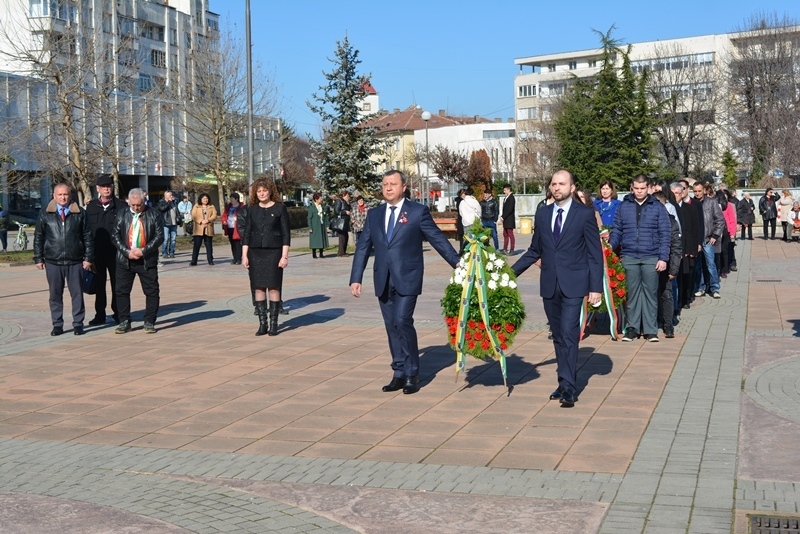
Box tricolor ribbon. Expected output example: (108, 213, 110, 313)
(579, 230, 621, 340)
(453, 231, 508, 390)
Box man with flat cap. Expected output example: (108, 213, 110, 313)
(85, 176, 127, 325)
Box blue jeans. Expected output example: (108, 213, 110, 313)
(696, 242, 720, 294)
(162, 225, 177, 256)
(482, 220, 499, 250)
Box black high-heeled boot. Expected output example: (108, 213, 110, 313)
(268, 301, 280, 336)
(255, 301, 268, 336)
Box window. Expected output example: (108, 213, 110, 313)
(29, 0, 46, 17)
(170, 53, 178, 71)
(170, 28, 178, 46)
(546, 82, 566, 96)
(547, 63, 556, 72)
(118, 16, 136, 36)
(117, 49, 135, 66)
(483, 129, 515, 139)
(151, 49, 166, 68)
(138, 74, 152, 91)
(589, 59, 597, 68)
(142, 24, 165, 42)
(207, 18, 219, 31)
(568, 61, 577, 70)
(362, 102, 371, 111)
(517, 107, 538, 120)
(518, 84, 536, 98)
(184, 32, 191, 49)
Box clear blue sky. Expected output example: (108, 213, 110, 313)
(213, 0, 799, 138)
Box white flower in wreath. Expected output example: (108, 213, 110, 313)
(500, 279, 509, 288)
(488, 253, 497, 261)
(501, 273, 510, 284)
(508, 280, 517, 289)
(493, 259, 504, 269)
(488, 280, 498, 290)
(485, 262, 493, 272)
(449, 277, 454, 284)
(491, 272, 500, 281)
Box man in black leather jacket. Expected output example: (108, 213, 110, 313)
(85, 176, 127, 326)
(111, 188, 164, 334)
(33, 183, 95, 336)
(480, 189, 500, 250)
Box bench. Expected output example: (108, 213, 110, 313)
(434, 218, 458, 240)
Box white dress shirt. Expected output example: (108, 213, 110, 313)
(551, 198, 573, 232)
(384, 198, 405, 235)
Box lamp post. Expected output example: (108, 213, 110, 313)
(141, 153, 148, 196)
(421, 110, 431, 204)
(517, 131, 528, 195)
(245, 0, 255, 186)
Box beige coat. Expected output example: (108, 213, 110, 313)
(191, 204, 217, 236)
(779, 195, 794, 223)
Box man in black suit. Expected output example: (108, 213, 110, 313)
(350, 170, 460, 394)
(512, 170, 604, 407)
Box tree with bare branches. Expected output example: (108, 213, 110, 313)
(430, 145, 468, 185)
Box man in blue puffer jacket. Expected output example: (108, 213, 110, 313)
(609, 174, 671, 342)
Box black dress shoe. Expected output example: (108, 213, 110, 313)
(382, 377, 405, 392)
(73, 326, 85, 336)
(403, 376, 420, 395)
(560, 390, 576, 408)
(549, 387, 563, 400)
(88, 317, 106, 326)
(50, 326, 63, 336)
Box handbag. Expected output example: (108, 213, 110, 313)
(176, 210, 184, 226)
(329, 216, 345, 232)
(184, 220, 194, 234)
(82, 268, 98, 295)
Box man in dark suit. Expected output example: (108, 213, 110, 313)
(350, 170, 460, 394)
(512, 170, 603, 407)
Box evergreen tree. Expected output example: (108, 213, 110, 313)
(307, 36, 385, 199)
(721, 149, 738, 188)
(554, 28, 656, 192)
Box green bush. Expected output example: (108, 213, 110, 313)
(287, 207, 309, 229)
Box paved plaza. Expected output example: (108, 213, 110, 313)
(0, 230, 799, 533)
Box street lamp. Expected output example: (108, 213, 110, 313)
(421, 110, 431, 204)
(517, 131, 529, 195)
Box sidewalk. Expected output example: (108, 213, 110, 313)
(0, 232, 798, 532)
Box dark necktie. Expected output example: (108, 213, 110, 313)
(387, 206, 397, 241)
(60, 208, 66, 222)
(553, 208, 563, 243)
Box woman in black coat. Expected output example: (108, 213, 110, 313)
(333, 191, 351, 257)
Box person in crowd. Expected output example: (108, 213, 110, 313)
(512, 170, 603, 407)
(350, 170, 459, 395)
(652, 191, 682, 339)
(85, 176, 127, 326)
(499, 183, 516, 255)
(778, 188, 794, 242)
(178, 194, 193, 236)
(157, 191, 180, 259)
(458, 189, 482, 254)
(737, 192, 756, 240)
(692, 182, 725, 299)
(722, 190, 738, 272)
(715, 189, 733, 278)
(759, 188, 778, 240)
(480, 189, 500, 250)
(241, 178, 291, 336)
(593, 180, 622, 228)
(221, 193, 246, 264)
(609, 174, 671, 342)
(190, 193, 217, 265)
(307, 192, 329, 258)
(334, 190, 351, 257)
(454, 188, 466, 250)
(670, 182, 698, 314)
(351, 195, 368, 244)
(790, 201, 800, 241)
(111, 188, 164, 334)
(33, 183, 94, 336)
(576, 188, 604, 229)
(0, 203, 7, 252)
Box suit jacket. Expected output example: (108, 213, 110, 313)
(350, 201, 459, 297)
(501, 194, 516, 229)
(512, 201, 603, 299)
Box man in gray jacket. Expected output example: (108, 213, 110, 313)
(692, 182, 725, 299)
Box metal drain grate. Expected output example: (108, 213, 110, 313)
(755, 280, 783, 283)
(750, 514, 800, 533)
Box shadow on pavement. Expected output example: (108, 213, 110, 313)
(278, 308, 345, 331)
(461, 354, 547, 392)
(282, 294, 331, 312)
(158, 300, 208, 318)
(157, 309, 234, 330)
(575, 352, 613, 395)
(787, 319, 800, 337)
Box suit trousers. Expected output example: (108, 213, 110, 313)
(191, 235, 213, 264)
(93, 254, 118, 321)
(116, 262, 160, 324)
(45, 262, 85, 328)
(658, 271, 674, 335)
(542, 281, 582, 394)
(622, 256, 659, 336)
(378, 281, 420, 378)
(337, 231, 349, 256)
(228, 236, 242, 263)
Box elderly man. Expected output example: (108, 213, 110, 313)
(33, 184, 94, 336)
(112, 188, 164, 334)
(85, 176, 127, 326)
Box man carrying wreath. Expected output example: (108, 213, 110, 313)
(512, 170, 604, 407)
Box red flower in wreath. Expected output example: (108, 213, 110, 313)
(468, 320, 477, 329)
(481, 340, 491, 351)
(616, 273, 625, 281)
(616, 289, 626, 298)
(477, 322, 485, 331)
(448, 325, 457, 335)
(611, 257, 618, 264)
(603, 248, 612, 257)
(492, 323, 501, 331)
(504, 323, 515, 333)
(500, 342, 508, 350)
(464, 332, 471, 340)
(607, 268, 616, 277)
(498, 333, 506, 342)
(610, 281, 618, 288)
(473, 331, 483, 341)
(467, 340, 476, 350)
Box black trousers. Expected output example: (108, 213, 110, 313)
(337, 231, 349, 256)
(45, 263, 85, 328)
(192, 235, 213, 263)
(228, 236, 242, 263)
(658, 271, 674, 334)
(677, 256, 694, 309)
(93, 255, 118, 321)
(763, 218, 776, 239)
(116, 262, 160, 324)
(740, 225, 753, 240)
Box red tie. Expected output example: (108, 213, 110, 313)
(60, 209, 66, 222)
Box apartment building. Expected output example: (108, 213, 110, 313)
(0, 0, 279, 214)
(513, 32, 732, 181)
